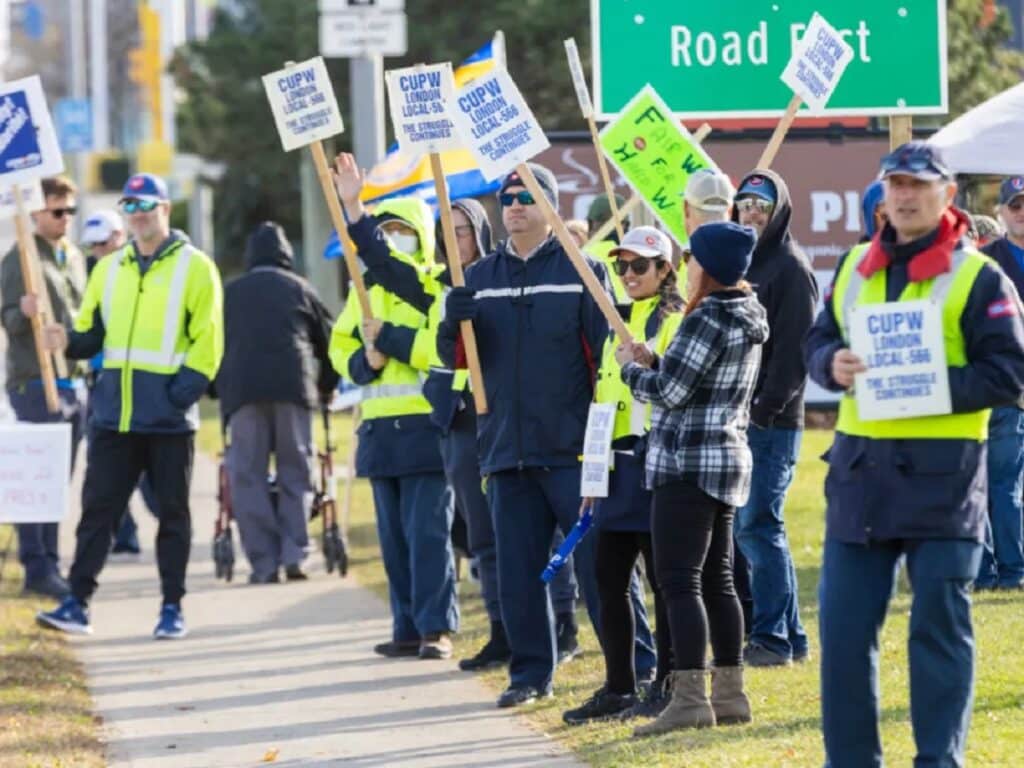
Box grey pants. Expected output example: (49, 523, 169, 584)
(228, 402, 313, 578)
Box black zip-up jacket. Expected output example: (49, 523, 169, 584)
(217, 222, 337, 421)
(731, 169, 818, 429)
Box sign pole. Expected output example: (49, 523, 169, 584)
(889, 115, 913, 150)
(12, 186, 59, 413)
(587, 116, 624, 241)
(757, 93, 802, 169)
(428, 152, 489, 414)
(516, 163, 632, 345)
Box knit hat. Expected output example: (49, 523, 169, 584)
(586, 193, 626, 223)
(689, 222, 757, 287)
(498, 163, 558, 208)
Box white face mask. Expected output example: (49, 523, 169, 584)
(387, 232, 419, 256)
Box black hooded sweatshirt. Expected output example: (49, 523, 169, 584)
(217, 221, 338, 420)
(731, 169, 819, 430)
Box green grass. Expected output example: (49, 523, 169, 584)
(0, 526, 104, 768)
(197, 412, 1024, 767)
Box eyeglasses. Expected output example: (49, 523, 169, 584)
(121, 199, 160, 214)
(500, 191, 535, 207)
(46, 207, 77, 219)
(614, 256, 656, 276)
(1008, 199, 1024, 213)
(879, 146, 950, 178)
(736, 198, 774, 215)
(454, 224, 474, 236)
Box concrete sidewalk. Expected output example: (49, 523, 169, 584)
(63, 452, 580, 768)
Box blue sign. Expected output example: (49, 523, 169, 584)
(54, 99, 93, 153)
(0, 91, 44, 173)
(21, 1, 46, 41)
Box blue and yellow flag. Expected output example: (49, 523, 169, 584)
(324, 36, 504, 260)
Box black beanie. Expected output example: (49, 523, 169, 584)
(689, 222, 757, 287)
(498, 163, 558, 208)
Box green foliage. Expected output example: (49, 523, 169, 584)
(947, 0, 1024, 118)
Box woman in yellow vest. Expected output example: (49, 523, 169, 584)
(562, 226, 684, 725)
(329, 197, 458, 661)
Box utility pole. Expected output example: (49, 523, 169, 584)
(88, 0, 109, 150)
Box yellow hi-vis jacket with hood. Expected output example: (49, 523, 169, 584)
(329, 197, 444, 479)
(67, 231, 223, 433)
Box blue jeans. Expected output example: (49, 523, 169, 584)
(735, 426, 807, 658)
(371, 473, 459, 641)
(820, 538, 982, 768)
(8, 383, 84, 584)
(976, 406, 1024, 588)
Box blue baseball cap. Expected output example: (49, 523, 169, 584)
(120, 173, 169, 203)
(736, 174, 777, 205)
(879, 141, 952, 182)
(999, 176, 1024, 206)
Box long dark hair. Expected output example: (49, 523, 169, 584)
(656, 264, 685, 317)
(684, 272, 752, 318)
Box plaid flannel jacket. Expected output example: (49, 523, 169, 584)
(622, 290, 769, 507)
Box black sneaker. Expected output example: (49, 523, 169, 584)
(556, 613, 581, 664)
(22, 574, 71, 600)
(744, 642, 792, 667)
(284, 565, 308, 581)
(373, 640, 421, 658)
(616, 680, 669, 721)
(459, 623, 511, 671)
(563, 687, 637, 725)
(497, 685, 551, 708)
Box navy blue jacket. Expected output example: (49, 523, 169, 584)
(805, 217, 1024, 544)
(983, 237, 1024, 299)
(438, 236, 611, 475)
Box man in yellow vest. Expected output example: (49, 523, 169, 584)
(805, 142, 1024, 767)
(35, 173, 223, 640)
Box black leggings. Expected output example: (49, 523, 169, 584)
(595, 529, 672, 694)
(652, 479, 744, 670)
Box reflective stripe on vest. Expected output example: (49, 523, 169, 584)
(832, 243, 990, 441)
(474, 284, 584, 300)
(361, 383, 423, 400)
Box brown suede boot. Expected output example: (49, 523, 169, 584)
(710, 666, 752, 725)
(633, 670, 715, 737)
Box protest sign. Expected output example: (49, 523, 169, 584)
(599, 86, 718, 248)
(0, 423, 71, 523)
(0, 181, 43, 219)
(760, 13, 853, 168)
(385, 63, 461, 156)
(565, 37, 622, 241)
(580, 402, 616, 497)
(0, 76, 63, 188)
(781, 13, 855, 113)
(447, 67, 550, 182)
(263, 58, 371, 318)
(848, 299, 952, 420)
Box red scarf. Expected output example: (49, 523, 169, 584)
(857, 208, 970, 283)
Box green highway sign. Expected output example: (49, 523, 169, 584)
(592, 1, 947, 119)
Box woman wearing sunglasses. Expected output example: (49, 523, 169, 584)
(618, 221, 767, 736)
(562, 226, 684, 725)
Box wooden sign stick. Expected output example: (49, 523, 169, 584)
(24, 233, 68, 378)
(428, 152, 488, 414)
(583, 122, 713, 251)
(757, 93, 803, 169)
(889, 115, 913, 151)
(12, 186, 59, 413)
(310, 141, 373, 319)
(516, 163, 632, 345)
(587, 116, 624, 241)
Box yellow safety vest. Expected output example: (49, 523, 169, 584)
(594, 295, 683, 441)
(75, 238, 224, 432)
(831, 242, 991, 441)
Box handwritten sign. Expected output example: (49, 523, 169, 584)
(0, 75, 63, 187)
(0, 181, 43, 220)
(600, 85, 718, 247)
(580, 402, 616, 498)
(0, 423, 71, 523)
(849, 299, 951, 420)
(448, 68, 550, 182)
(781, 12, 855, 113)
(262, 57, 345, 152)
(385, 63, 460, 156)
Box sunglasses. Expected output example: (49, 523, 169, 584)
(500, 191, 535, 207)
(736, 198, 774, 215)
(121, 199, 160, 214)
(1008, 199, 1024, 212)
(879, 147, 950, 177)
(46, 206, 77, 219)
(614, 256, 659, 276)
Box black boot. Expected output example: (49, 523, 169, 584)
(556, 612, 580, 664)
(459, 621, 511, 671)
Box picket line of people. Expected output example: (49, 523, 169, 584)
(8, 142, 1024, 764)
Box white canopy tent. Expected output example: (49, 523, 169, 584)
(930, 82, 1024, 175)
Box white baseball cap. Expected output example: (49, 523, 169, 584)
(610, 226, 673, 261)
(82, 210, 123, 245)
(684, 169, 736, 213)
